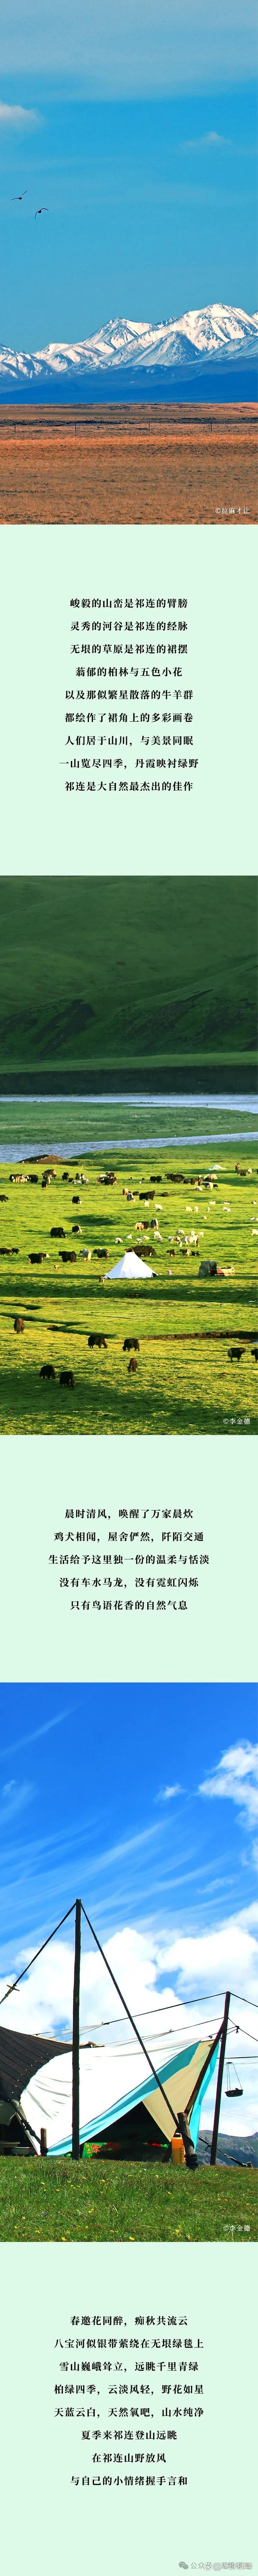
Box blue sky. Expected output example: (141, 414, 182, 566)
(0, 65, 257, 345)
(0, 1679, 257, 1958)
(1, 1682, 257, 2130)
(0, 1, 257, 91)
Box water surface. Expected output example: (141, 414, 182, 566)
(0, 1091, 257, 1160)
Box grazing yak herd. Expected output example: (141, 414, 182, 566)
(0, 1155, 257, 1408)
(12, 1326, 141, 1386)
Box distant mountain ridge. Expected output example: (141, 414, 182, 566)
(198, 2131, 258, 2166)
(0, 302, 257, 382)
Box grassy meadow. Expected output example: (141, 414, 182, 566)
(0, 2156, 256, 2242)
(0, 1147, 257, 1436)
(0, 876, 256, 1095)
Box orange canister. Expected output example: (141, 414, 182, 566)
(172, 2135, 185, 2166)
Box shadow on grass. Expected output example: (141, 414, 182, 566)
(0, 1262, 257, 1332)
(0, 1364, 256, 1438)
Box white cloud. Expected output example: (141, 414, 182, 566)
(157, 1784, 181, 1802)
(158, 1910, 258, 1995)
(0, 99, 39, 122)
(199, 1741, 258, 1829)
(3, 1910, 258, 2032)
(0, 1926, 161, 2051)
(181, 131, 226, 149)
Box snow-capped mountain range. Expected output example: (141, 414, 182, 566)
(0, 303, 257, 382)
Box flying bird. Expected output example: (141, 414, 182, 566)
(11, 190, 27, 201)
(35, 205, 49, 219)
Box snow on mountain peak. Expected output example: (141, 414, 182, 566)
(0, 302, 257, 381)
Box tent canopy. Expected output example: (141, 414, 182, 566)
(0, 2021, 71, 2103)
(105, 1250, 153, 1279)
(20, 2032, 220, 2157)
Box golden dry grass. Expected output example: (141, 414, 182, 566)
(0, 407, 257, 522)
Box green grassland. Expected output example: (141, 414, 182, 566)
(0, 877, 256, 1089)
(0, 1148, 257, 1435)
(0, 2157, 256, 2242)
(0, 1100, 256, 1158)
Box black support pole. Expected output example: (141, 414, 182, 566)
(72, 1899, 81, 2160)
(83, 1896, 190, 2133)
(210, 1990, 230, 2165)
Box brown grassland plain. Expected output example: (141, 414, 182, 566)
(0, 402, 257, 522)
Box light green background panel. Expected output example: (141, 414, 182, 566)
(0, 1434, 256, 1680)
(0, 2243, 256, 2573)
(0, 525, 256, 874)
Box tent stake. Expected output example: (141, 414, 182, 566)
(210, 1990, 230, 2165)
(72, 1899, 81, 2159)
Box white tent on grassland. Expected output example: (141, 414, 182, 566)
(105, 1250, 153, 1280)
(19, 2032, 220, 2156)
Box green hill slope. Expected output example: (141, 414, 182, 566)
(0, 877, 256, 1088)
